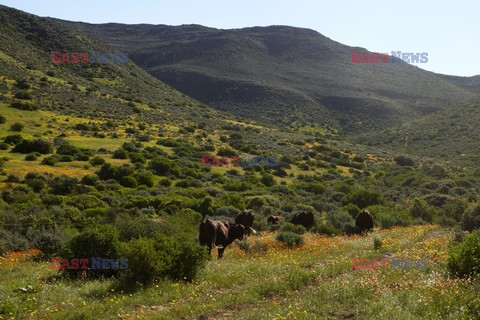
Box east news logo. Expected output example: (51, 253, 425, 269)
(51, 51, 128, 64)
(351, 51, 428, 64)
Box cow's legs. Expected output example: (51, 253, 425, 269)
(218, 247, 225, 259)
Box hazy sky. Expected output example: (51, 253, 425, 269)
(1, 0, 479, 76)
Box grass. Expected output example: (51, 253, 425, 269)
(0, 225, 476, 320)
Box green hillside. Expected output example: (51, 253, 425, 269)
(1, 5, 480, 320)
(67, 22, 476, 132)
(358, 99, 480, 166)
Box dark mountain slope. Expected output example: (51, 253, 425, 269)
(65, 22, 476, 132)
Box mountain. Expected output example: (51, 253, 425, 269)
(0, 4, 225, 127)
(64, 22, 477, 132)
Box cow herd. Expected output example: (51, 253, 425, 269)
(199, 210, 375, 258)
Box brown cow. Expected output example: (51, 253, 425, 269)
(199, 219, 254, 258)
(235, 210, 254, 234)
(267, 215, 285, 225)
(290, 211, 315, 229)
(355, 210, 374, 235)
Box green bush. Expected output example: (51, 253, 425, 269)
(12, 139, 52, 154)
(0, 114, 6, 124)
(9, 122, 24, 132)
(275, 231, 304, 247)
(312, 223, 342, 236)
(14, 90, 33, 100)
(3, 134, 23, 145)
(0, 143, 8, 150)
(89, 156, 106, 166)
(120, 233, 208, 284)
(410, 198, 434, 223)
(148, 156, 181, 177)
(326, 210, 355, 232)
(61, 225, 121, 278)
(447, 231, 480, 278)
(25, 153, 38, 161)
(461, 204, 480, 232)
(279, 222, 306, 235)
(342, 187, 383, 208)
(10, 101, 38, 111)
(113, 149, 129, 159)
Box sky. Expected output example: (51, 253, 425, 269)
(1, 0, 479, 77)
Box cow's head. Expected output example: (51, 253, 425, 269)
(229, 224, 257, 240)
(229, 224, 247, 241)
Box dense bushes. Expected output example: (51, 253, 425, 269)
(148, 156, 181, 177)
(121, 233, 208, 284)
(10, 101, 38, 111)
(461, 204, 480, 231)
(12, 138, 52, 154)
(342, 187, 383, 208)
(279, 223, 306, 235)
(275, 232, 304, 247)
(61, 225, 121, 278)
(447, 231, 480, 278)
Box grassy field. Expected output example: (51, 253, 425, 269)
(0, 225, 476, 320)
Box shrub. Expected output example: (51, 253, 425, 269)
(89, 156, 106, 166)
(326, 210, 355, 231)
(113, 149, 129, 159)
(215, 206, 241, 219)
(42, 155, 60, 166)
(447, 231, 480, 278)
(120, 233, 208, 284)
(342, 203, 361, 219)
(410, 198, 434, 223)
(148, 156, 181, 177)
(279, 223, 306, 235)
(157, 138, 178, 147)
(342, 187, 383, 208)
(0, 143, 8, 150)
(25, 153, 38, 161)
(260, 173, 276, 187)
(34, 233, 62, 257)
(14, 90, 33, 100)
(61, 225, 121, 278)
(119, 175, 138, 188)
(0, 115, 5, 124)
(50, 175, 77, 195)
(394, 155, 415, 166)
(3, 134, 23, 145)
(10, 102, 37, 111)
(236, 240, 250, 253)
(81, 174, 98, 186)
(9, 122, 24, 132)
(312, 223, 342, 236)
(461, 205, 480, 232)
(275, 232, 304, 247)
(217, 147, 236, 157)
(134, 170, 155, 187)
(12, 139, 52, 154)
(26, 178, 47, 193)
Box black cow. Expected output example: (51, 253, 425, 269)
(235, 210, 254, 235)
(199, 219, 254, 258)
(290, 211, 315, 229)
(355, 210, 374, 235)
